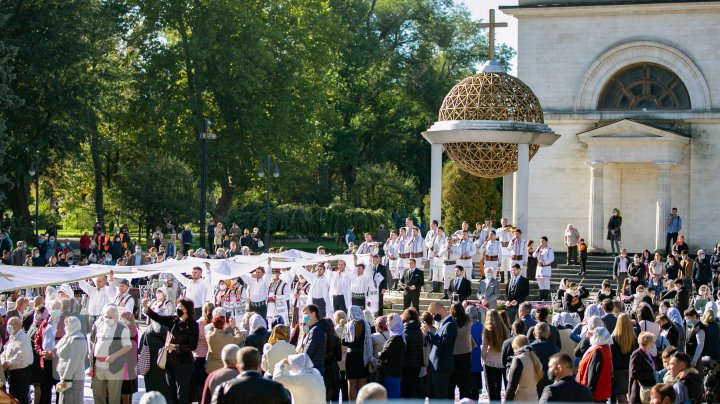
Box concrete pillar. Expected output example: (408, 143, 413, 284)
(587, 161, 605, 252)
(430, 144, 443, 225)
(514, 144, 529, 233)
(655, 163, 672, 252)
(502, 174, 514, 221)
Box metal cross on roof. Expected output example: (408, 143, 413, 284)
(478, 9, 508, 61)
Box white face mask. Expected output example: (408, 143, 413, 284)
(104, 318, 116, 327)
(219, 284, 227, 291)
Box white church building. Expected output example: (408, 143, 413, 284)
(500, 0, 720, 253)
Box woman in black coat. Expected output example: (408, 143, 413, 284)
(607, 208, 622, 256)
(245, 313, 271, 350)
(401, 308, 424, 399)
(144, 297, 199, 404)
(379, 313, 406, 399)
(628, 332, 657, 404)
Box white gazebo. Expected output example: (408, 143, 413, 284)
(423, 56, 559, 232)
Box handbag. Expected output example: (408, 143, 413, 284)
(157, 325, 173, 370)
(137, 333, 151, 375)
(638, 380, 653, 404)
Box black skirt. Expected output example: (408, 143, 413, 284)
(122, 378, 138, 394)
(345, 351, 369, 379)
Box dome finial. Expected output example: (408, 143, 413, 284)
(478, 9, 508, 61)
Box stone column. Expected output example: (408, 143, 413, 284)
(430, 144, 443, 225)
(502, 174, 514, 221)
(514, 144, 530, 233)
(655, 163, 672, 252)
(587, 161, 605, 252)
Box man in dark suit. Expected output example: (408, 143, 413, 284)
(212, 346, 291, 404)
(600, 298, 617, 334)
(400, 259, 424, 310)
(421, 301, 458, 399)
(506, 264, 529, 322)
(540, 352, 593, 403)
(673, 278, 690, 313)
(368, 254, 388, 315)
(448, 266, 472, 303)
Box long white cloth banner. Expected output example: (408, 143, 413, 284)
(0, 249, 365, 291)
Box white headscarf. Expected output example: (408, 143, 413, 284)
(388, 313, 405, 342)
(344, 305, 373, 366)
(249, 313, 267, 335)
(56, 316, 84, 352)
(45, 286, 57, 307)
(580, 315, 604, 338)
(58, 283, 75, 300)
(287, 353, 320, 377)
(590, 327, 613, 347)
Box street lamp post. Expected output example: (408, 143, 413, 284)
(29, 157, 40, 239)
(199, 119, 215, 251)
(258, 155, 279, 249)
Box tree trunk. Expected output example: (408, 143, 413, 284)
(90, 129, 105, 227)
(7, 177, 31, 227)
(213, 178, 235, 219)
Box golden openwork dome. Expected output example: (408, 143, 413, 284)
(438, 68, 545, 178)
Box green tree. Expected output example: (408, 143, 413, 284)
(425, 161, 501, 231)
(0, 6, 21, 210)
(110, 155, 198, 237)
(346, 163, 417, 213)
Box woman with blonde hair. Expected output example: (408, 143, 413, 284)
(628, 332, 657, 403)
(261, 324, 296, 377)
(611, 313, 638, 404)
(701, 309, 720, 361)
(505, 335, 543, 401)
(482, 310, 509, 401)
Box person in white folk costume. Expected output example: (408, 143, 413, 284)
(407, 227, 426, 265)
(355, 233, 379, 267)
(454, 230, 476, 280)
(510, 228, 529, 278)
(173, 263, 213, 319)
(426, 222, 447, 293)
(395, 228, 410, 291)
(383, 230, 401, 291)
(439, 236, 458, 300)
(403, 217, 422, 240)
(451, 220, 470, 239)
(296, 263, 331, 319)
(239, 265, 272, 321)
(497, 217, 514, 283)
(347, 260, 382, 311)
(533, 236, 555, 302)
(327, 258, 352, 314)
(478, 230, 501, 280)
(291, 272, 312, 325)
(267, 267, 291, 325)
(77, 273, 116, 325)
(473, 218, 495, 268)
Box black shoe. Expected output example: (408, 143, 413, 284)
(442, 291, 449, 300)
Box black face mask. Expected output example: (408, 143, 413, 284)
(176, 308, 184, 317)
(433, 314, 442, 322)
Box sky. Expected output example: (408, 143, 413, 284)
(459, 0, 519, 75)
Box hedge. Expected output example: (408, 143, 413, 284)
(223, 202, 391, 238)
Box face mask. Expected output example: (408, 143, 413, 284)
(303, 314, 310, 324)
(104, 318, 116, 327)
(49, 240, 54, 245)
(60, 243, 65, 248)
(176, 308, 184, 317)
(687, 319, 695, 327)
(433, 313, 442, 322)
(219, 284, 227, 290)
(50, 309, 61, 319)
(302, 325, 309, 333)
(659, 306, 667, 314)
(135, 249, 141, 253)
(40, 239, 45, 244)
(548, 368, 556, 382)
(34, 253, 39, 258)
(7, 325, 14, 335)
(649, 344, 658, 357)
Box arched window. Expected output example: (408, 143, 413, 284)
(598, 63, 690, 110)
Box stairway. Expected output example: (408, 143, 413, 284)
(382, 253, 617, 316)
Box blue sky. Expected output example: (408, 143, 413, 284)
(459, 0, 519, 75)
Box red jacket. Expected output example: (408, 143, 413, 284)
(34, 315, 66, 369)
(80, 234, 92, 249)
(577, 344, 613, 401)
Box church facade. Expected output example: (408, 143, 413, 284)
(501, 0, 720, 253)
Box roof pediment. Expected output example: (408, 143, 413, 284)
(577, 119, 689, 144)
(577, 119, 689, 164)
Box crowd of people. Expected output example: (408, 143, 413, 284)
(0, 209, 718, 403)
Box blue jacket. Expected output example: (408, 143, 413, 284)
(302, 322, 327, 375)
(425, 316, 458, 373)
(470, 321, 484, 372)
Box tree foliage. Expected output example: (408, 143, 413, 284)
(0, 0, 515, 240)
(425, 161, 502, 232)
